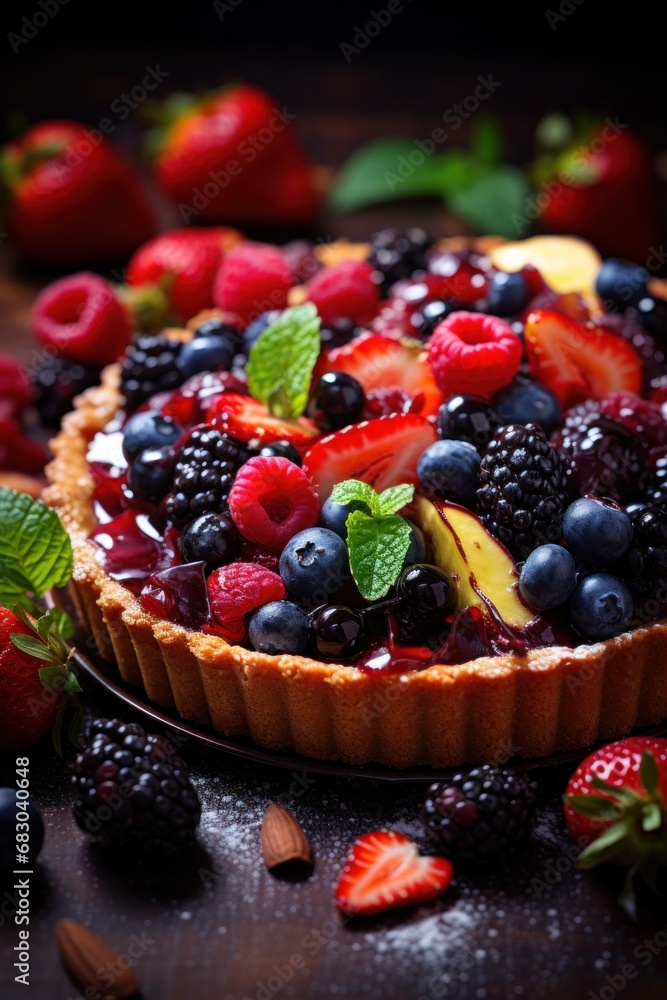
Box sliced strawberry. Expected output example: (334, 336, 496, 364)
(524, 309, 642, 409)
(334, 830, 453, 917)
(302, 412, 437, 502)
(208, 393, 319, 450)
(313, 333, 443, 418)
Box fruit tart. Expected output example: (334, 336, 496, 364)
(45, 233, 667, 768)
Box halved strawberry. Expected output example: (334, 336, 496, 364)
(334, 830, 453, 917)
(302, 412, 437, 501)
(524, 309, 642, 409)
(208, 393, 319, 450)
(312, 332, 443, 418)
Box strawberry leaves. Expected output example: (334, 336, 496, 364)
(0, 488, 73, 611)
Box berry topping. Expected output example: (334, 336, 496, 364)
(181, 511, 242, 569)
(311, 604, 364, 658)
(177, 334, 235, 381)
(518, 544, 577, 611)
(368, 226, 431, 294)
(0, 354, 33, 415)
(612, 506, 667, 614)
(140, 561, 210, 630)
(278, 527, 350, 599)
(302, 413, 437, 502)
(127, 445, 175, 503)
(32, 272, 132, 366)
(120, 333, 185, 412)
(427, 311, 522, 400)
(122, 410, 183, 464)
(476, 423, 569, 559)
(485, 270, 531, 316)
(29, 354, 101, 426)
(427, 252, 488, 304)
(307, 371, 365, 432)
(306, 259, 380, 325)
(422, 766, 537, 863)
(569, 573, 633, 641)
(209, 393, 319, 448)
(255, 440, 302, 465)
(493, 377, 563, 436)
(562, 496, 633, 564)
(213, 241, 294, 324)
(595, 258, 649, 310)
(228, 456, 319, 549)
(164, 426, 248, 528)
(334, 830, 453, 917)
(437, 394, 499, 449)
(417, 439, 480, 503)
(72, 718, 201, 857)
(208, 562, 286, 642)
(397, 563, 451, 612)
(318, 497, 352, 538)
(411, 299, 454, 338)
(248, 600, 311, 655)
(524, 310, 642, 408)
(597, 392, 667, 449)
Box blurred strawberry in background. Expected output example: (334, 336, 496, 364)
(1, 120, 156, 267)
(149, 84, 320, 226)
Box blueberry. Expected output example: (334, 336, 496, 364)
(595, 258, 649, 311)
(398, 563, 451, 612)
(244, 310, 282, 353)
(403, 519, 426, 566)
(319, 497, 352, 538)
(122, 410, 183, 463)
(256, 440, 302, 465)
(413, 299, 453, 337)
(0, 788, 44, 868)
(311, 604, 364, 657)
(569, 573, 633, 641)
(486, 271, 530, 317)
(438, 395, 499, 449)
(307, 372, 365, 431)
(320, 317, 360, 348)
(417, 439, 480, 501)
(631, 296, 667, 339)
(562, 497, 633, 564)
(493, 378, 562, 435)
(181, 512, 241, 569)
(248, 600, 310, 655)
(518, 544, 577, 611)
(279, 527, 350, 599)
(178, 335, 235, 380)
(193, 317, 244, 354)
(127, 445, 174, 502)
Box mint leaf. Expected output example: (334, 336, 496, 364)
(471, 116, 504, 168)
(0, 489, 73, 610)
(448, 166, 532, 238)
(330, 480, 380, 516)
(377, 484, 414, 516)
(246, 304, 321, 420)
(346, 509, 411, 601)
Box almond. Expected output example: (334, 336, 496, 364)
(55, 919, 140, 999)
(261, 804, 313, 871)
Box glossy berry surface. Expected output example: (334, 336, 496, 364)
(398, 563, 451, 612)
(319, 497, 352, 539)
(417, 439, 480, 502)
(29, 355, 101, 426)
(121, 334, 184, 410)
(140, 561, 210, 630)
(438, 395, 499, 449)
(177, 335, 235, 380)
(279, 527, 350, 598)
(164, 427, 248, 528)
(181, 511, 241, 569)
(248, 600, 310, 655)
(493, 378, 563, 436)
(569, 573, 633, 641)
(311, 604, 364, 658)
(0, 788, 44, 868)
(403, 520, 426, 567)
(519, 544, 577, 611)
(562, 497, 633, 564)
(411, 299, 454, 338)
(208, 562, 286, 643)
(243, 309, 281, 352)
(428, 311, 522, 399)
(307, 371, 365, 431)
(369, 226, 431, 295)
(255, 440, 302, 465)
(192, 316, 244, 354)
(228, 457, 319, 549)
(127, 445, 175, 503)
(122, 410, 183, 464)
(595, 258, 649, 310)
(485, 270, 530, 317)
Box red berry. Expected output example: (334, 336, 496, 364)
(428, 311, 522, 399)
(32, 272, 132, 365)
(428, 253, 488, 304)
(599, 392, 667, 449)
(207, 561, 287, 642)
(306, 260, 380, 325)
(228, 456, 319, 548)
(213, 241, 294, 324)
(0, 354, 33, 414)
(0, 608, 60, 751)
(209, 393, 318, 450)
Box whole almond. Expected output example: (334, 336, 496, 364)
(261, 804, 313, 871)
(55, 919, 140, 999)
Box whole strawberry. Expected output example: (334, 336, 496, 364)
(565, 737, 667, 918)
(151, 85, 319, 225)
(2, 120, 156, 266)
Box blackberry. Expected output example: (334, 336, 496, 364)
(369, 227, 432, 295)
(164, 426, 248, 527)
(72, 718, 200, 857)
(121, 334, 184, 410)
(647, 451, 667, 509)
(613, 506, 667, 616)
(29, 355, 101, 426)
(552, 401, 648, 504)
(476, 423, 569, 559)
(422, 765, 537, 863)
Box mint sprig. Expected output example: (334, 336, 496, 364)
(0, 488, 73, 610)
(246, 303, 321, 420)
(330, 480, 415, 601)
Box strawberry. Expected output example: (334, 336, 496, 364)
(126, 226, 244, 324)
(524, 309, 642, 409)
(151, 85, 319, 226)
(312, 332, 443, 418)
(334, 830, 453, 917)
(31, 272, 133, 366)
(302, 412, 437, 502)
(2, 120, 155, 266)
(209, 393, 319, 450)
(564, 737, 667, 918)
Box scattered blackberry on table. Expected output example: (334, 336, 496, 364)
(28, 354, 101, 426)
(422, 765, 537, 863)
(476, 423, 569, 560)
(369, 227, 432, 295)
(120, 334, 184, 410)
(72, 718, 201, 857)
(164, 426, 249, 528)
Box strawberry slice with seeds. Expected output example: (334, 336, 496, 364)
(524, 309, 642, 409)
(208, 393, 319, 450)
(312, 332, 443, 418)
(334, 830, 453, 917)
(302, 412, 437, 502)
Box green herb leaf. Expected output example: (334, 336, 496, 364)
(640, 750, 660, 798)
(471, 116, 504, 167)
(0, 489, 73, 609)
(329, 139, 452, 213)
(377, 484, 415, 516)
(346, 509, 411, 601)
(246, 304, 321, 420)
(447, 165, 532, 238)
(12, 633, 57, 662)
(564, 794, 623, 820)
(330, 480, 381, 516)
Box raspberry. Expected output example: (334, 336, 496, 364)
(428, 311, 522, 399)
(213, 241, 294, 324)
(306, 260, 380, 325)
(207, 562, 287, 642)
(0, 354, 33, 415)
(31, 272, 132, 365)
(228, 456, 319, 549)
(427, 252, 488, 304)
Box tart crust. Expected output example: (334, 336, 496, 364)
(44, 365, 667, 768)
